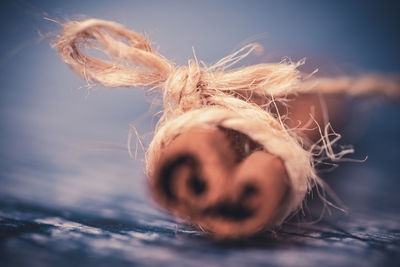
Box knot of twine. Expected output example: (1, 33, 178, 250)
(56, 18, 399, 226)
(163, 61, 204, 112)
(57, 19, 308, 112)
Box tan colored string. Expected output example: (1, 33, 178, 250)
(56, 18, 400, 226)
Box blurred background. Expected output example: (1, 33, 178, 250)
(0, 1, 399, 266)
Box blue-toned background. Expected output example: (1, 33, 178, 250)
(0, 1, 399, 266)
